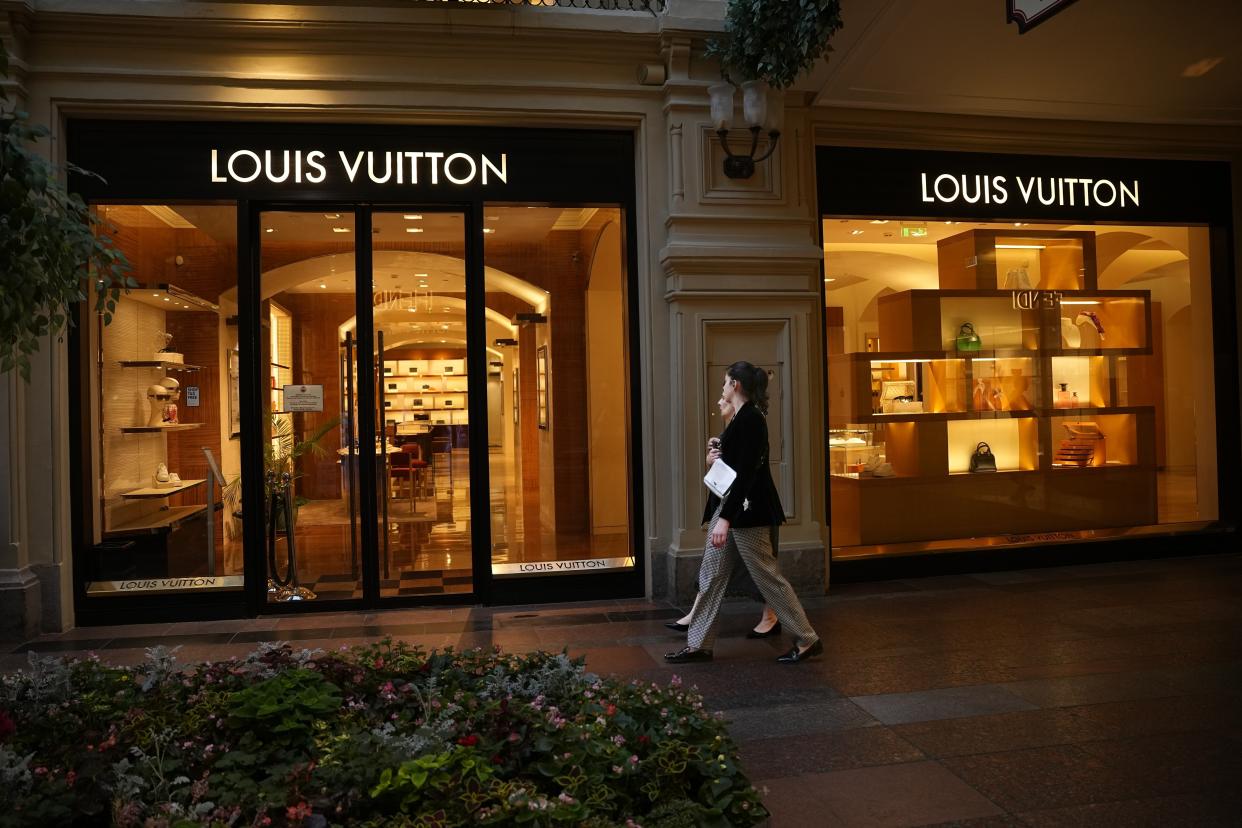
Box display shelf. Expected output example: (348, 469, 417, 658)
(829, 227, 1160, 549)
(870, 410, 1037, 422)
(122, 285, 220, 313)
(120, 423, 203, 433)
(105, 505, 207, 536)
(118, 360, 203, 372)
(119, 479, 207, 499)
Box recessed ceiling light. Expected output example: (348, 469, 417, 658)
(486, 215, 499, 220)
(264, 227, 275, 233)
(850, 229, 864, 236)
(415, 273, 429, 278)
(441, 324, 450, 329)
(405, 228, 424, 234)
(869, 220, 889, 225)
(482, 228, 496, 234)
(944, 221, 956, 225)
(332, 227, 351, 233)
(319, 283, 327, 289)
(403, 214, 423, 220)
(1013, 222, 1025, 227)
(824, 277, 836, 283)
(163, 297, 170, 302)
(324, 213, 341, 220)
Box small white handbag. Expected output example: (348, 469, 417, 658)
(703, 458, 737, 498)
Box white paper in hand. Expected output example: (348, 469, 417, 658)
(703, 457, 737, 498)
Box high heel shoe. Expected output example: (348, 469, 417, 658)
(664, 621, 689, 632)
(777, 638, 823, 664)
(746, 622, 782, 639)
(664, 647, 713, 664)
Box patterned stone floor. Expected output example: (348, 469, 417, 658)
(7, 552, 1242, 826)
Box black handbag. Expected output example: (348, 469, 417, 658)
(969, 441, 997, 473)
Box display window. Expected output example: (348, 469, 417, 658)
(817, 146, 1237, 562)
(82, 204, 245, 596)
(823, 218, 1218, 557)
(483, 206, 635, 578)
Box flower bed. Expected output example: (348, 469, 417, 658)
(0, 641, 768, 827)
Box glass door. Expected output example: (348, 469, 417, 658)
(255, 206, 478, 606)
(258, 209, 363, 602)
(369, 211, 474, 598)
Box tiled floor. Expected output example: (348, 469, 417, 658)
(7, 552, 1241, 827)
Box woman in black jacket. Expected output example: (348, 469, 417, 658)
(666, 361, 823, 665)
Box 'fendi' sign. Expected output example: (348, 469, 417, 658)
(210, 148, 508, 186)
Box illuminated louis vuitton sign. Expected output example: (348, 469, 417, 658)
(210, 149, 508, 186)
(920, 173, 1139, 208)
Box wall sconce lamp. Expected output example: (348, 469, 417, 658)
(709, 80, 782, 179)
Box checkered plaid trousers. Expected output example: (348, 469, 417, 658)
(687, 504, 819, 651)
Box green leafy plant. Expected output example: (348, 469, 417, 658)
(0, 641, 769, 826)
(705, 0, 845, 88)
(0, 38, 136, 380)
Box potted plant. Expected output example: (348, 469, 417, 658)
(705, 0, 844, 90)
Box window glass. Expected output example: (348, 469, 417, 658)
(823, 219, 1216, 557)
(86, 204, 244, 595)
(483, 205, 634, 577)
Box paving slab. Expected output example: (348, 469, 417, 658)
(850, 685, 1037, 725)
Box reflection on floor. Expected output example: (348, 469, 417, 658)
(265, 448, 634, 603)
(487, 448, 633, 566)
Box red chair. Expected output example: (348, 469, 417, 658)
(388, 442, 429, 511)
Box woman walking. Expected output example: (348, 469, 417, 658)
(666, 361, 822, 665)
(666, 394, 779, 637)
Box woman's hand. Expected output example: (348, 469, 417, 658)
(705, 437, 722, 468)
(710, 517, 730, 548)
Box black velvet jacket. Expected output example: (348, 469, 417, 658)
(702, 400, 786, 529)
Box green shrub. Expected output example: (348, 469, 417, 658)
(0, 642, 768, 827)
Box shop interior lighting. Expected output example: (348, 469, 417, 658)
(264, 227, 275, 233)
(869, 220, 890, 224)
(403, 214, 423, 220)
(319, 283, 327, 289)
(324, 213, 341, 219)
(482, 228, 496, 234)
(850, 229, 865, 236)
(332, 227, 351, 233)
(1060, 300, 1101, 305)
(405, 228, 424, 233)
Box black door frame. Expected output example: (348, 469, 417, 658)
(243, 202, 493, 613)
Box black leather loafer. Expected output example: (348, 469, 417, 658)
(777, 638, 823, 664)
(746, 622, 781, 639)
(664, 621, 689, 632)
(664, 647, 713, 663)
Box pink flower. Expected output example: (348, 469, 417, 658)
(286, 802, 312, 821)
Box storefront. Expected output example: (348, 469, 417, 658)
(816, 145, 1239, 566)
(66, 120, 644, 623)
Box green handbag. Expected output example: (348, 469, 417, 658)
(955, 322, 982, 352)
